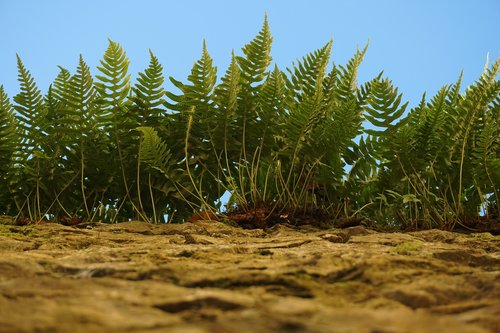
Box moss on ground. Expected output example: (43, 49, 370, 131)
(392, 241, 423, 255)
(0, 215, 15, 225)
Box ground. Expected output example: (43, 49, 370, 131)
(0, 218, 498, 333)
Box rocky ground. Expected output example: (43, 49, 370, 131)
(0, 218, 498, 333)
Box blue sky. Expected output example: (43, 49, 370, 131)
(0, 0, 499, 108)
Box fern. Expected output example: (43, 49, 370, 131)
(137, 126, 175, 178)
(14, 55, 47, 151)
(472, 115, 500, 212)
(363, 76, 408, 136)
(1, 19, 496, 230)
(61, 55, 107, 218)
(0, 86, 17, 178)
(281, 70, 327, 168)
(52, 66, 71, 102)
(64, 55, 100, 136)
(95, 39, 131, 109)
(256, 64, 287, 155)
(165, 41, 217, 148)
(451, 56, 500, 216)
(94, 39, 133, 157)
(280, 42, 332, 160)
(10, 56, 50, 218)
(166, 40, 217, 114)
(165, 41, 220, 204)
(286, 40, 332, 102)
(136, 126, 192, 221)
(0, 86, 18, 214)
(95, 39, 140, 220)
(234, 17, 273, 172)
(0, 86, 18, 215)
(133, 50, 165, 127)
(237, 14, 273, 85)
(213, 51, 242, 163)
(336, 43, 368, 102)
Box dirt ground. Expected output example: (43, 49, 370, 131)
(0, 218, 498, 333)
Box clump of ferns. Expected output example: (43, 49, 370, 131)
(0, 16, 498, 230)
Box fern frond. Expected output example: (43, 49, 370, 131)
(213, 51, 242, 154)
(0, 86, 17, 177)
(94, 40, 143, 220)
(280, 70, 327, 167)
(413, 85, 449, 164)
(165, 41, 218, 167)
(95, 39, 131, 109)
(137, 126, 193, 214)
(345, 135, 379, 182)
(187, 40, 218, 102)
(336, 42, 369, 102)
(363, 76, 408, 136)
(64, 55, 99, 133)
(447, 70, 463, 107)
(215, 51, 241, 115)
(52, 66, 71, 101)
(45, 66, 73, 138)
(166, 40, 217, 113)
(137, 126, 173, 174)
(450, 56, 500, 208)
(237, 14, 273, 85)
(257, 64, 287, 136)
(472, 113, 500, 190)
(13, 54, 47, 148)
(286, 40, 332, 101)
(133, 50, 165, 127)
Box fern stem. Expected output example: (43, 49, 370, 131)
(136, 140, 148, 222)
(114, 127, 148, 222)
(148, 174, 157, 224)
(184, 111, 214, 215)
(80, 147, 90, 219)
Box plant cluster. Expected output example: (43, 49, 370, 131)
(0, 17, 498, 229)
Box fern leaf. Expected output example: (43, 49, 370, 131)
(95, 39, 131, 109)
(412, 85, 449, 164)
(166, 40, 217, 110)
(137, 126, 192, 201)
(213, 51, 242, 151)
(364, 76, 408, 136)
(286, 40, 332, 102)
(133, 50, 165, 126)
(472, 113, 500, 189)
(0, 86, 17, 177)
(45, 66, 72, 137)
(237, 14, 273, 85)
(52, 66, 71, 102)
(13, 55, 47, 153)
(281, 71, 327, 166)
(216, 51, 241, 112)
(137, 126, 172, 173)
(258, 64, 287, 126)
(336, 42, 369, 102)
(187, 40, 217, 102)
(64, 55, 99, 133)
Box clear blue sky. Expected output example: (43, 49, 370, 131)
(0, 0, 499, 108)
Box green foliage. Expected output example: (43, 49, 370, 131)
(363, 76, 408, 136)
(0, 17, 498, 230)
(0, 86, 17, 177)
(95, 39, 131, 109)
(237, 14, 273, 85)
(0, 86, 18, 213)
(133, 50, 165, 127)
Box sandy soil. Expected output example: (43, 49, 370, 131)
(0, 219, 498, 333)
